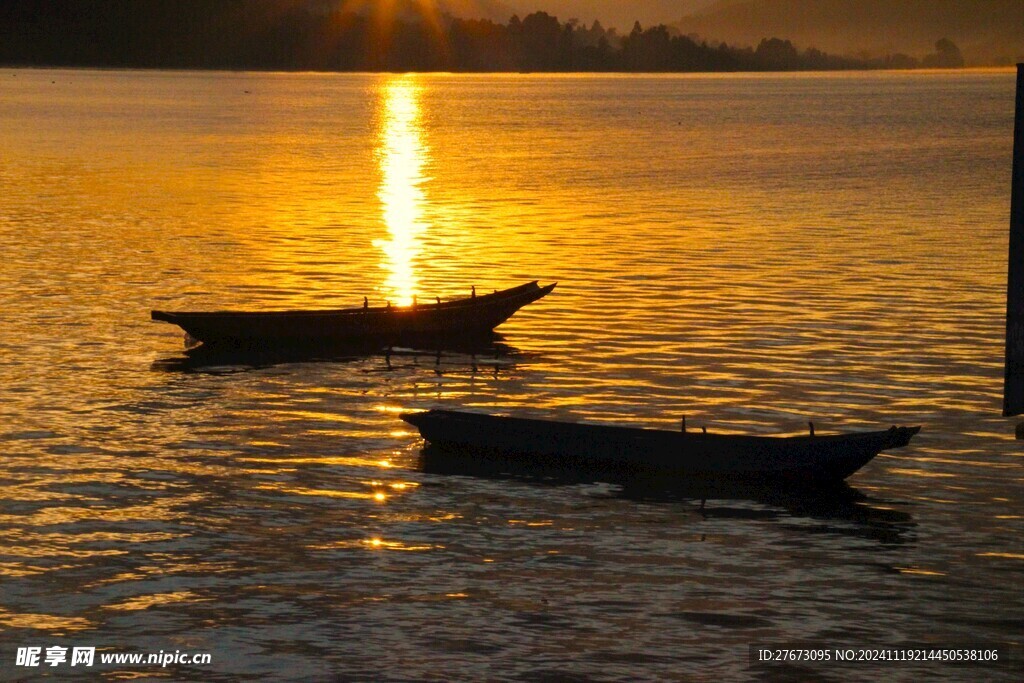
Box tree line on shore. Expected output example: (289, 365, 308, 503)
(0, 1, 964, 72)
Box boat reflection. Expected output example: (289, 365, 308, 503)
(418, 446, 915, 544)
(150, 334, 519, 374)
(374, 75, 430, 307)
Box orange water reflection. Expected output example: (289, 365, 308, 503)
(0, 607, 94, 633)
(374, 75, 430, 306)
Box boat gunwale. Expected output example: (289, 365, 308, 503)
(152, 282, 553, 320)
(401, 409, 921, 445)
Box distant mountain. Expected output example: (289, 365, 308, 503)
(674, 0, 1024, 65)
(1, 0, 1008, 72)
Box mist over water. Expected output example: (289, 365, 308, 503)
(0, 68, 1021, 680)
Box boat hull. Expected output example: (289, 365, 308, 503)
(152, 282, 555, 347)
(402, 410, 920, 483)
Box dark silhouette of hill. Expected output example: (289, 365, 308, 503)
(500, 0, 717, 33)
(0, 0, 984, 72)
(674, 0, 1024, 66)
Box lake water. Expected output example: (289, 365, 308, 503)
(0, 68, 1021, 680)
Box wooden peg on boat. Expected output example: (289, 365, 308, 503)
(809, 421, 815, 436)
(681, 416, 686, 433)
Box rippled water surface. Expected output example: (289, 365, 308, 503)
(1, 68, 1021, 680)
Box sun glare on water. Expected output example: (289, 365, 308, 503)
(374, 75, 429, 307)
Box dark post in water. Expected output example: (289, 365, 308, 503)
(1003, 64, 1024, 416)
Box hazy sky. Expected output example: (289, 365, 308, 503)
(500, 0, 718, 31)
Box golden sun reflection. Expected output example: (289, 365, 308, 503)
(308, 538, 441, 552)
(374, 75, 430, 306)
(0, 607, 93, 633)
(105, 590, 205, 612)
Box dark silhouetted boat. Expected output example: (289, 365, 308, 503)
(401, 410, 921, 483)
(151, 281, 555, 348)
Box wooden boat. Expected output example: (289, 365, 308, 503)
(401, 409, 921, 483)
(151, 281, 555, 347)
